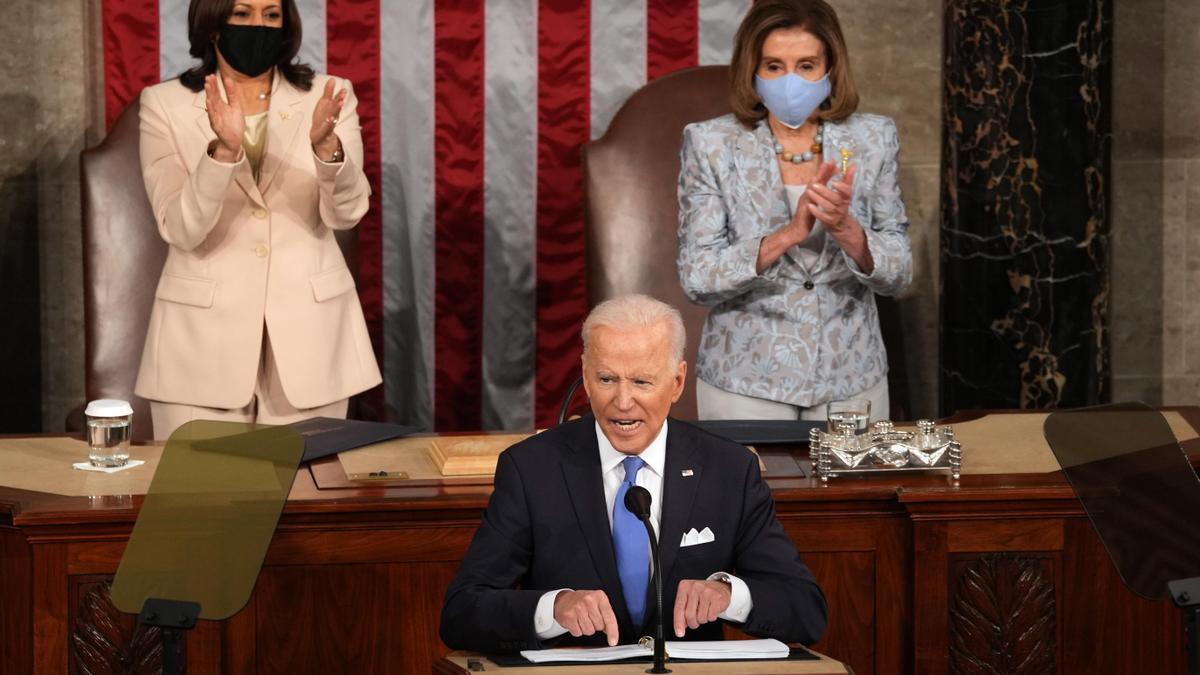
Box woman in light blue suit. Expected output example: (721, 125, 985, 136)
(677, 0, 912, 422)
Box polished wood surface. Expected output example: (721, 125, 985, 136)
(1, 414, 1195, 674)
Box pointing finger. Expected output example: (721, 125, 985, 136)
(598, 596, 620, 647)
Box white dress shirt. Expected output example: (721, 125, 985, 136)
(533, 420, 753, 639)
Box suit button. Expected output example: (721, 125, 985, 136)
(252, 208, 268, 220)
(254, 244, 269, 258)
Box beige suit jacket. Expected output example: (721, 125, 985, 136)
(134, 73, 382, 410)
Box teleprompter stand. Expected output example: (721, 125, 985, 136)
(137, 598, 200, 675)
(1045, 403, 1200, 675)
(110, 421, 305, 675)
(1170, 578, 1200, 675)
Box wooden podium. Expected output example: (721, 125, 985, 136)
(2, 409, 1198, 674)
(434, 649, 850, 674)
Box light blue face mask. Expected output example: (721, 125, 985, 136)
(754, 73, 831, 129)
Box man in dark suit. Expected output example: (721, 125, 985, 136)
(440, 295, 827, 653)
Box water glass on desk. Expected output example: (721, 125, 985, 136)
(827, 399, 870, 434)
(85, 399, 132, 467)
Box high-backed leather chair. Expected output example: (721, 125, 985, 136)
(583, 65, 910, 420)
(80, 102, 164, 440)
(583, 66, 732, 420)
(79, 100, 360, 440)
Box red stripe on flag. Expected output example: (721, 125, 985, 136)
(327, 0, 384, 410)
(102, 0, 160, 129)
(646, 0, 698, 81)
(432, 0, 486, 431)
(535, 0, 590, 427)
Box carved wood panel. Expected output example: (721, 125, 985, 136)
(949, 554, 1056, 675)
(69, 578, 180, 675)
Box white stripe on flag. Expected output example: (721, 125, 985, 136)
(698, 0, 749, 66)
(481, 0, 538, 430)
(159, 0, 193, 80)
(295, 0, 327, 72)
(381, 0, 435, 430)
(590, 0, 647, 140)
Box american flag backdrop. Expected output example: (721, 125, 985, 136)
(101, 0, 750, 431)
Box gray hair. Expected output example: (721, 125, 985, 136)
(581, 294, 686, 365)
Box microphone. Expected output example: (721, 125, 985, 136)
(624, 486, 670, 674)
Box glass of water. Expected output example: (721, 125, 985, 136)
(85, 399, 133, 467)
(827, 399, 871, 434)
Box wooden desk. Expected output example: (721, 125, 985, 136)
(1, 413, 1194, 675)
(433, 649, 850, 674)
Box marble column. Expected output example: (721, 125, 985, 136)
(940, 0, 1112, 412)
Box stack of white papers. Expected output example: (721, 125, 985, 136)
(667, 639, 790, 660)
(520, 638, 790, 663)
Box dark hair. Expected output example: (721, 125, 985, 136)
(179, 0, 314, 92)
(729, 0, 858, 127)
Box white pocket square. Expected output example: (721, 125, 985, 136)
(680, 526, 715, 547)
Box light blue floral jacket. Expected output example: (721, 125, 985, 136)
(676, 112, 913, 407)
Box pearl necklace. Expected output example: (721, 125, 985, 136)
(773, 123, 823, 164)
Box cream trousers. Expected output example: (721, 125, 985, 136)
(696, 376, 890, 422)
(150, 333, 348, 440)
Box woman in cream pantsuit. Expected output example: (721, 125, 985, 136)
(136, 0, 381, 439)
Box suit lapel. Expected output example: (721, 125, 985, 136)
(658, 423, 702, 591)
(193, 85, 265, 208)
(559, 418, 632, 628)
(257, 76, 306, 195)
(747, 121, 791, 237)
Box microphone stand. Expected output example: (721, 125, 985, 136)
(626, 486, 670, 674)
(637, 514, 670, 674)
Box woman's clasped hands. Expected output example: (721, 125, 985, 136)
(784, 161, 836, 244)
(804, 162, 858, 234)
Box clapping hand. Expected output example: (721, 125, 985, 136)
(205, 74, 245, 162)
(785, 162, 837, 244)
(310, 79, 348, 159)
(806, 163, 859, 233)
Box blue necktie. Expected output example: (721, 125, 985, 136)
(613, 455, 649, 628)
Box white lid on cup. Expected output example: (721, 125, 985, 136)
(85, 399, 134, 418)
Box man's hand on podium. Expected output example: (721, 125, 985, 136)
(673, 579, 732, 638)
(553, 590, 620, 646)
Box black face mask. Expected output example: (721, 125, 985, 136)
(217, 24, 283, 78)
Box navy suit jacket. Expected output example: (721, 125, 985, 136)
(439, 415, 827, 653)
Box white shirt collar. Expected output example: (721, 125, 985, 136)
(594, 419, 668, 480)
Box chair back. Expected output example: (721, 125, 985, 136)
(583, 66, 911, 420)
(81, 101, 163, 440)
(583, 66, 732, 420)
(81, 100, 361, 440)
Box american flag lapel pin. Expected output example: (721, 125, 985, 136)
(681, 469, 694, 477)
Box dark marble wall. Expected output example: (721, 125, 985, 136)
(0, 0, 96, 433)
(940, 0, 1112, 412)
